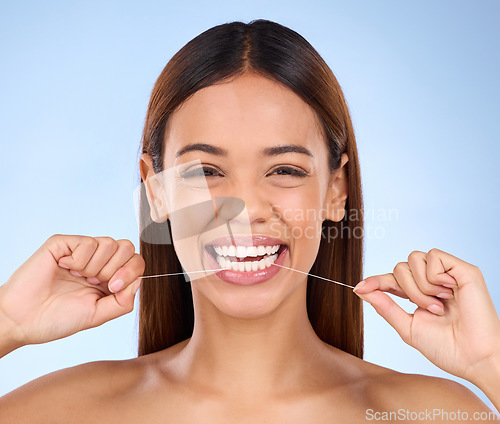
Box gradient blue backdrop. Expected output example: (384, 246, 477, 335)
(1, 0, 499, 412)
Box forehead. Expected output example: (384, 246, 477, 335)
(164, 73, 325, 160)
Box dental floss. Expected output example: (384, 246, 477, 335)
(271, 263, 355, 289)
(139, 264, 355, 290)
(139, 269, 226, 278)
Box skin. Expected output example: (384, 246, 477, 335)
(0, 72, 498, 423)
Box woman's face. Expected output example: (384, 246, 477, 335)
(143, 72, 348, 319)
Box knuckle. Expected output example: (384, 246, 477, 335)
(117, 239, 136, 256)
(46, 233, 66, 247)
(82, 236, 99, 250)
(407, 250, 424, 263)
(98, 236, 115, 246)
(394, 262, 407, 274)
(428, 248, 441, 256)
(48, 233, 62, 242)
(98, 237, 118, 252)
(470, 264, 483, 278)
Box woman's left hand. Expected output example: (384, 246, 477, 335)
(353, 248, 500, 386)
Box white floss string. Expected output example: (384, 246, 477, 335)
(139, 269, 226, 278)
(272, 263, 355, 289)
(140, 263, 355, 290)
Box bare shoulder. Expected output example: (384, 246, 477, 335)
(362, 362, 497, 422)
(372, 370, 491, 407)
(331, 351, 497, 422)
(0, 355, 153, 424)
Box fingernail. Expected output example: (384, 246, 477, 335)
(59, 261, 70, 269)
(87, 277, 101, 285)
(427, 304, 444, 315)
(435, 292, 453, 299)
(109, 279, 124, 293)
(442, 284, 456, 289)
(353, 280, 365, 292)
(70, 270, 82, 277)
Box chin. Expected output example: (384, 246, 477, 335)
(215, 295, 283, 320)
(193, 276, 301, 321)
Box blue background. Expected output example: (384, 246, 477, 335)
(0, 0, 498, 412)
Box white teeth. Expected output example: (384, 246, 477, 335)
(236, 246, 246, 258)
(210, 243, 283, 272)
(258, 258, 266, 270)
(215, 253, 279, 272)
(212, 244, 281, 258)
(224, 257, 232, 270)
(257, 245, 266, 255)
(246, 246, 258, 257)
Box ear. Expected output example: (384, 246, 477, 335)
(324, 153, 349, 222)
(139, 153, 169, 223)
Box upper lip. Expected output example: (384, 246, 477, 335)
(205, 234, 287, 248)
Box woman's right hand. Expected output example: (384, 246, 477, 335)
(0, 234, 145, 351)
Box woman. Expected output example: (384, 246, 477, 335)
(0, 19, 499, 423)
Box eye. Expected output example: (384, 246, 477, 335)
(179, 166, 223, 179)
(268, 166, 309, 178)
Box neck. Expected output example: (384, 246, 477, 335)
(166, 281, 339, 398)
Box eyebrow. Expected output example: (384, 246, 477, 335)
(175, 143, 313, 158)
(262, 144, 313, 157)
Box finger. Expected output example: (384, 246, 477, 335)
(55, 236, 99, 272)
(393, 261, 446, 315)
(107, 253, 146, 294)
(353, 273, 409, 299)
(407, 251, 454, 299)
(93, 239, 137, 286)
(44, 234, 86, 263)
(426, 248, 480, 289)
(355, 289, 413, 345)
(89, 278, 142, 327)
(76, 237, 118, 280)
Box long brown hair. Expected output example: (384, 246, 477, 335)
(138, 19, 364, 358)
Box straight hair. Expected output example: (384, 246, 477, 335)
(138, 19, 364, 358)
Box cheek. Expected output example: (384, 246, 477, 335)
(270, 188, 325, 241)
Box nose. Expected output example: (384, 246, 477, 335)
(216, 181, 276, 227)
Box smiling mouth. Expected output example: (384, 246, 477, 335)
(205, 244, 287, 272)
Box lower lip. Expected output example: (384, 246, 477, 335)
(204, 246, 288, 285)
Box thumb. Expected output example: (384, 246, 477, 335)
(355, 289, 413, 345)
(90, 278, 142, 328)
